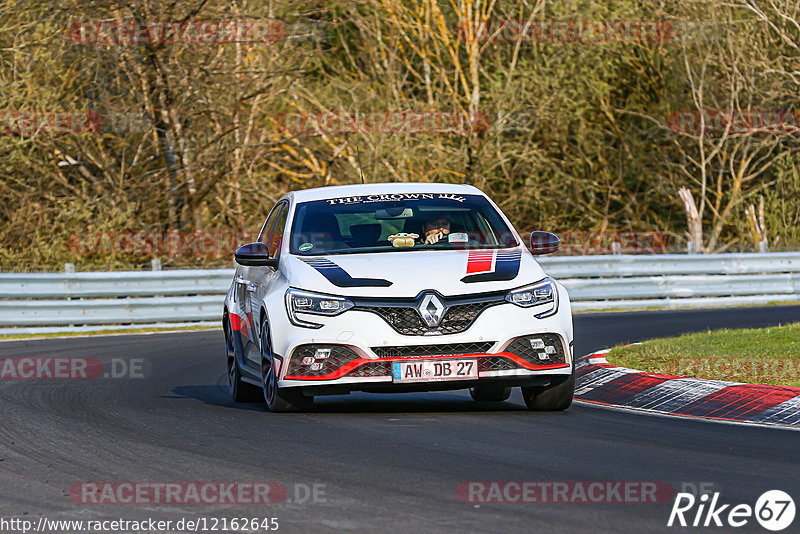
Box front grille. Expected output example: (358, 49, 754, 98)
(371, 341, 495, 359)
(440, 302, 498, 333)
(285, 344, 360, 377)
(347, 361, 392, 377)
(356, 292, 505, 335)
(478, 357, 518, 372)
(504, 334, 566, 366)
(359, 306, 427, 335)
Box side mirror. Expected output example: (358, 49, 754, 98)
(235, 242, 278, 268)
(529, 231, 560, 255)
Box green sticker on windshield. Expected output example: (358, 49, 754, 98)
(299, 243, 313, 252)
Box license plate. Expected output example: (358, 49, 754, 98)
(392, 359, 478, 383)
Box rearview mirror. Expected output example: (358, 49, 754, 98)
(375, 207, 413, 219)
(235, 242, 278, 268)
(529, 231, 560, 255)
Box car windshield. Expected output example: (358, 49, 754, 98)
(289, 193, 518, 255)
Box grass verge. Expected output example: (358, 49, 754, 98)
(607, 323, 800, 387)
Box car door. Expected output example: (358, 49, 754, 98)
(244, 201, 288, 366)
(236, 202, 283, 367)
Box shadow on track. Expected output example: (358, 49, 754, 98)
(168, 376, 572, 415)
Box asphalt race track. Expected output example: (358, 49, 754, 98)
(1, 306, 800, 533)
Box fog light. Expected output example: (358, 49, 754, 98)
(538, 352, 550, 360)
(309, 362, 323, 371)
(529, 338, 545, 349)
(544, 345, 556, 354)
(314, 348, 332, 359)
(301, 357, 315, 365)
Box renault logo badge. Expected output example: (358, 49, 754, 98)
(418, 293, 446, 327)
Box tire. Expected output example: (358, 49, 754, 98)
(469, 383, 512, 402)
(260, 319, 313, 412)
(521, 369, 574, 411)
(226, 317, 261, 402)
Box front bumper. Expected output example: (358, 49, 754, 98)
(278, 332, 572, 388)
(270, 283, 574, 389)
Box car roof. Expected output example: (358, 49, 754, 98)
(284, 182, 485, 203)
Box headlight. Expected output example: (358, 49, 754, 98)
(505, 278, 559, 318)
(285, 288, 354, 328)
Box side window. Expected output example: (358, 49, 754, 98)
(257, 203, 282, 244)
(267, 205, 288, 258)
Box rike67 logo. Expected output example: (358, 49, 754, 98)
(668, 490, 795, 531)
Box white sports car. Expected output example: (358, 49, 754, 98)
(223, 183, 574, 412)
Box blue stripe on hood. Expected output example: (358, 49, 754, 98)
(302, 258, 392, 287)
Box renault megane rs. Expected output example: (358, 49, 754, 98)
(223, 183, 573, 412)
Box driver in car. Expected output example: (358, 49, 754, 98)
(421, 215, 451, 244)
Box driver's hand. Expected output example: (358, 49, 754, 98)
(425, 228, 447, 244)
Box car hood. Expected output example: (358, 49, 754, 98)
(281, 247, 546, 298)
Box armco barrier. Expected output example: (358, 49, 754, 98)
(1, 252, 800, 333)
(0, 270, 232, 334)
(539, 252, 800, 310)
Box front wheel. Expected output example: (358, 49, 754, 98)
(261, 320, 313, 412)
(521, 370, 574, 411)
